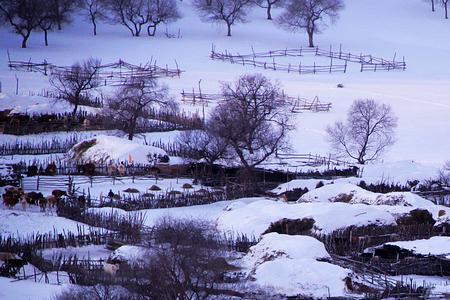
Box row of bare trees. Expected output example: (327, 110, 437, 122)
(48, 57, 176, 141)
(424, 0, 449, 19)
(0, 0, 181, 48)
(48, 57, 398, 170)
(1, 0, 344, 48)
(0, 0, 76, 48)
(179, 80, 398, 173)
(193, 0, 344, 46)
(178, 73, 292, 183)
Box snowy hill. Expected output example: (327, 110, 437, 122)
(0, 0, 449, 164)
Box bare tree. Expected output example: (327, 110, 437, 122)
(277, 0, 344, 47)
(147, 0, 181, 36)
(193, 0, 254, 36)
(208, 74, 291, 182)
(138, 218, 235, 299)
(0, 0, 47, 48)
(178, 130, 229, 164)
(50, 58, 101, 118)
(442, 0, 449, 18)
(106, 0, 150, 36)
(81, 0, 107, 35)
(106, 77, 172, 140)
(51, 0, 78, 30)
(254, 0, 284, 20)
(38, 1, 57, 46)
(326, 99, 397, 165)
(439, 161, 450, 187)
(424, 0, 436, 12)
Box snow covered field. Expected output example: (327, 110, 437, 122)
(1, 0, 450, 165)
(1, 0, 450, 298)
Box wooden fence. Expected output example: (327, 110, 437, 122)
(315, 224, 442, 257)
(0, 109, 203, 135)
(272, 152, 353, 167)
(7, 58, 183, 85)
(28, 89, 104, 108)
(211, 48, 347, 75)
(414, 190, 450, 207)
(181, 89, 332, 112)
(211, 45, 406, 75)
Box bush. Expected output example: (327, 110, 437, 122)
(397, 209, 435, 226)
(139, 218, 235, 299)
(280, 187, 309, 202)
(332, 193, 353, 203)
(315, 181, 325, 188)
(263, 218, 315, 235)
(55, 284, 136, 300)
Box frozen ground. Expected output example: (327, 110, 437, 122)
(0, 0, 449, 165)
(240, 232, 352, 297)
(1, 0, 450, 298)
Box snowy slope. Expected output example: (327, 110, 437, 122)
(241, 233, 351, 297)
(67, 135, 167, 164)
(0, 0, 449, 165)
(385, 236, 450, 257)
(298, 183, 433, 207)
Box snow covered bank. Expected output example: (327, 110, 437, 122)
(299, 183, 433, 207)
(386, 236, 450, 258)
(0, 207, 104, 239)
(0, 276, 68, 300)
(242, 233, 351, 298)
(217, 199, 396, 237)
(67, 135, 167, 164)
(0, 93, 99, 116)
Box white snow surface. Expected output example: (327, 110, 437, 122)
(109, 245, 149, 266)
(0, 206, 105, 239)
(67, 135, 167, 164)
(40, 245, 112, 261)
(217, 199, 397, 236)
(386, 236, 450, 257)
(298, 183, 433, 207)
(242, 233, 351, 297)
(0, 277, 68, 300)
(0, 94, 99, 115)
(0, 0, 449, 165)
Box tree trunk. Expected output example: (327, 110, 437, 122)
(307, 30, 314, 47)
(432, 0, 435, 11)
(92, 17, 97, 35)
(44, 29, 49, 46)
(128, 117, 137, 140)
(445, 2, 448, 19)
(72, 103, 79, 118)
(226, 22, 232, 36)
(21, 31, 31, 48)
(267, 2, 272, 20)
(147, 25, 157, 36)
(57, 20, 62, 30)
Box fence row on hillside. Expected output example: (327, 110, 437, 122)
(212, 45, 406, 72)
(211, 49, 348, 74)
(0, 109, 203, 135)
(27, 89, 104, 108)
(7, 57, 183, 85)
(272, 152, 353, 167)
(315, 224, 444, 256)
(181, 90, 332, 112)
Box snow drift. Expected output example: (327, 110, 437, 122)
(242, 233, 351, 298)
(67, 135, 167, 164)
(298, 183, 434, 207)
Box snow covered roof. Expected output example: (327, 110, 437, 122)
(298, 182, 433, 207)
(242, 233, 351, 297)
(67, 135, 167, 165)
